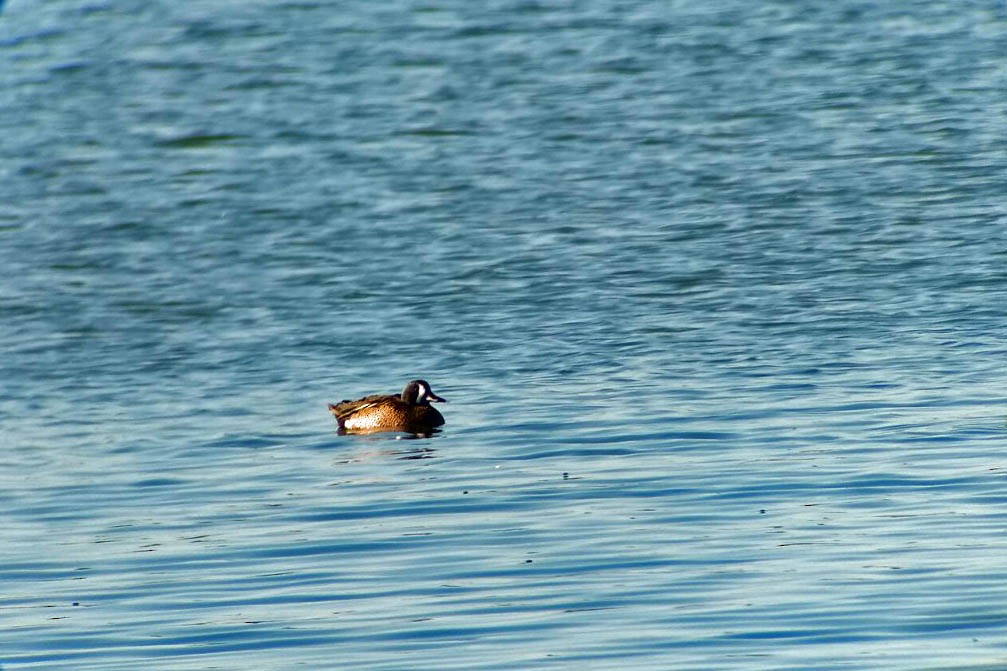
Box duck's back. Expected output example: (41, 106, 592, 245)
(329, 393, 399, 425)
(330, 394, 392, 414)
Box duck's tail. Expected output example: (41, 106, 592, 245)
(327, 403, 347, 428)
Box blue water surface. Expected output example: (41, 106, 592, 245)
(1, 0, 1005, 669)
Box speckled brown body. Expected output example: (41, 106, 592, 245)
(328, 380, 446, 435)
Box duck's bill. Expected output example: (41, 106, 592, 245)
(428, 393, 446, 403)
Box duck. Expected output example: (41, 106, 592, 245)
(328, 379, 446, 435)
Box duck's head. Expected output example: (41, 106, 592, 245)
(402, 379, 446, 405)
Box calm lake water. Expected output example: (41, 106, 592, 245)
(1, 0, 1005, 669)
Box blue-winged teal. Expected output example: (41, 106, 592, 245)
(328, 379, 446, 435)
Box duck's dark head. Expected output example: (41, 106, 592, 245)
(402, 379, 446, 405)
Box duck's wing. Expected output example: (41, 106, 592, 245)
(328, 393, 398, 420)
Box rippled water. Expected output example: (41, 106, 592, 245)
(1, 0, 1005, 669)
